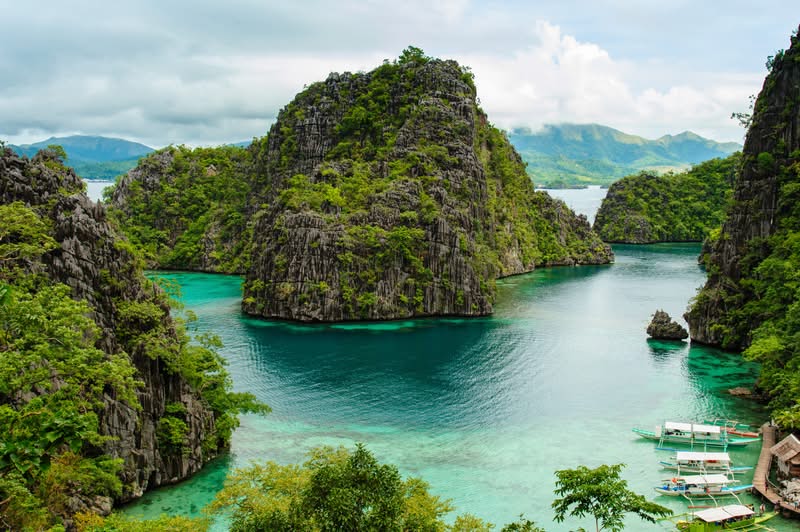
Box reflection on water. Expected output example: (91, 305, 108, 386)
(122, 243, 791, 531)
(646, 338, 688, 365)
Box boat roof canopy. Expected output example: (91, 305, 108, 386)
(665, 422, 692, 431)
(694, 505, 754, 522)
(664, 422, 721, 434)
(676, 451, 731, 462)
(678, 474, 731, 484)
(692, 424, 721, 434)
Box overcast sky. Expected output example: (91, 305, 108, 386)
(1, 1, 797, 148)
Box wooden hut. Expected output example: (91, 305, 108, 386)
(770, 433, 800, 478)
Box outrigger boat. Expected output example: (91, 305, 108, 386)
(672, 504, 777, 531)
(654, 474, 752, 497)
(633, 422, 760, 448)
(703, 418, 761, 439)
(660, 451, 753, 476)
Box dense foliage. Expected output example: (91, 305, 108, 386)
(0, 203, 135, 529)
(207, 443, 542, 532)
(593, 154, 738, 243)
(71, 158, 143, 180)
(686, 26, 800, 429)
(552, 464, 671, 532)
(107, 142, 263, 273)
(0, 149, 268, 529)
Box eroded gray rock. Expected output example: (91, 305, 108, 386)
(647, 309, 689, 340)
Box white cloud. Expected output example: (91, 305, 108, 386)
(0, 2, 792, 146)
(460, 21, 755, 142)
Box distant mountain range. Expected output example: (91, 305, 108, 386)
(507, 124, 741, 187)
(9, 135, 155, 180)
(7, 126, 739, 185)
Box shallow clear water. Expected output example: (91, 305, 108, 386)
(121, 242, 793, 530)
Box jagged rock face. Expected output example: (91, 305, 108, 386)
(243, 57, 612, 321)
(1, 148, 218, 502)
(686, 30, 800, 348)
(647, 310, 688, 340)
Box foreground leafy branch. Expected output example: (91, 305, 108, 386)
(552, 463, 671, 532)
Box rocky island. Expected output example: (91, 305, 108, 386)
(241, 49, 612, 321)
(109, 49, 613, 322)
(646, 310, 688, 340)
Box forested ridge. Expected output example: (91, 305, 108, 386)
(107, 142, 265, 274)
(593, 154, 737, 243)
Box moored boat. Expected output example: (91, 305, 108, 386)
(673, 504, 777, 531)
(703, 418, 761, 439)
(654, 474, 752, 497)
(659, 451, 752, 475)
(633, 421, 760, 448)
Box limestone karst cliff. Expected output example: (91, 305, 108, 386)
(0, 146, 260, 526)
(240, 50, 613, 321)
(686, 28, 800, 350)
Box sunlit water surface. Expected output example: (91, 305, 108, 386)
(115, 187, 791, 530)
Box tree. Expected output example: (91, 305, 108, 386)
(500, 515, 545, 531)
(209, 443, 454, 532)
(552, 463, 671, 532)
(398, 45, 429, 65)
(45, 143, 68, 163)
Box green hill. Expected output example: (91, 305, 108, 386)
(508, 124, 740, 187)
(592, 154, 738, 243)
(9, 135, 154, 180)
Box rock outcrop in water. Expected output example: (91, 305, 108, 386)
(0, 146, 243, 520)
(647, 310, 688, 340)
(241, 49, 613, 321)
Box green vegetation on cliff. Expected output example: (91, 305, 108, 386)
(592, 154, 738, 243)
(107, 142, 263, 273)
(0, 147, 267, 529)
(686, 26, 800, 429)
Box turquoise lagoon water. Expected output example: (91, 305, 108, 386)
(121, 241, 794, 531)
